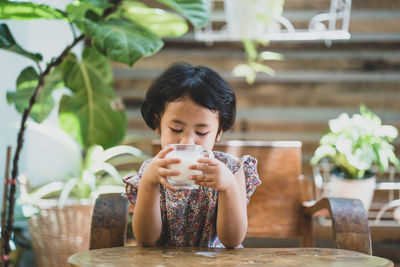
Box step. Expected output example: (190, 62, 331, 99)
(113, 49, 400, 73)
(207, 10, 400, 34)
(283, 0, 400, 10)
(208, 0, 399, 10)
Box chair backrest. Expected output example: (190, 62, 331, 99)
(152, 140, 304, 239)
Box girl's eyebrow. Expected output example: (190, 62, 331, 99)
(170, 119, 209, 128)
(170, 119, 186, 125)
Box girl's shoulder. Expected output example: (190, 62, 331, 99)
(213, 150, 261, 203)
(213, 150, 239, 162)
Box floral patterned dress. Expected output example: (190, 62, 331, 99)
(123, 151, 261, 248)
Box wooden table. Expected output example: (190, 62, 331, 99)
(68, 246, 393, 267)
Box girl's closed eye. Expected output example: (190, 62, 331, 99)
(196, 131, 209, 136)
(170, 127, 183, 133)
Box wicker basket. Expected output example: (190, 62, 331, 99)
(27, 199, 93, 267)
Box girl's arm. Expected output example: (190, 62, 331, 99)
(190, 159, 248, 248)
(133, 148, 180, 246)
(132, 179, 163, 246)
(216, 168, 247, 248)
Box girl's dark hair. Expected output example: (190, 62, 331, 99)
(141, 62, 236, 133)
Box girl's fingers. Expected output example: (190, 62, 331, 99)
(157, 146, 175, 158)
(193, 181, 213, 188)
(162, 157, 181, 165)
(160, 177, 176, 191)
(196, 157, 219, 165)
(190, 174, 213, 182)
(159, 168, 180, 177)
(189, 163, 213, 172)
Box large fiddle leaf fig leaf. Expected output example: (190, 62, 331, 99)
(121, 1, 188, 38)
(66, 1, 102, 22)
(0, 23, 42, 62)
(0, 1, 65, 20)
(60, 47, 126, 149)
(7, 66, 64, 123)
(156, 0, 210, 28)
(80, 0, 112, 9)
(82, 18, 163, 66)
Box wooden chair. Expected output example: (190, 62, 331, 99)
(90, 140, 372, 255)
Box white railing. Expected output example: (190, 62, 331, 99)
(195, 0, 352, 45)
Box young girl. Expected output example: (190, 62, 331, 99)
(123, 62, 261, 248)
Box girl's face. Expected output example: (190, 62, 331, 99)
(156, 96, 222, 150)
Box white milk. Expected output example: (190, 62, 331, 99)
(164, 144, 212, 189)
(166, 150, 202, 181)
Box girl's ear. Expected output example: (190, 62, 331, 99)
(155, 127, 161, 134)
(216, 130, 223, 142)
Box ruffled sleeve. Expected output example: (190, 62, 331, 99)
(240, 155, 261, 204)
(122, 158, 152, 204)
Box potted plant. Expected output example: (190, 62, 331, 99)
(16, 127, 147, 267)
(310, 105, 400, 211)
(1, 0, 209, 265)
(226, 0, 285, 84)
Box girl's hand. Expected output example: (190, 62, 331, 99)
(141, 146, 180, 191)
(189, 157, 236, 192)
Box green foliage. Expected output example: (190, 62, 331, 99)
(82, 18, 163, 66)
(2, 0, 210, 151)
(18, 144, 148, 211)
(233, 39, 282, 84)
(1, 0, 210, 203)
(7, 66, 64, 123)
(121, 1, 188, 38)
(156, 0, 210, 28)
(311, 105, 400, 179)
(0, 24, 42, 62)
(59, 47, 126, 149)
(0, 1, 66, 20)
(231, 0, 284, 84)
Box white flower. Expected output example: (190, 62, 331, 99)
(329, 113, 350, 133)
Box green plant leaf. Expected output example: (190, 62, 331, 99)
(155, 0, 210, 28)
(251, 62, 276, 76)
(6, 66, 64, 123)
(58, 178, 79, 208)
(258, 51, 283, 61)
(0, 23, 42, 62)
(312, 105, 400, 178)
(102, 145, 149, 161)
(82, 18, 163, 66)
(242, 39, 257, 61)
(0, 1, 66, 20)
(65, 1, 104, 30)
(60, 47, 126, 149)
(26, 181, 65, 203)
(80, 0, 112, 9)
(121, 1, 188, 38)
(232, 63, 256, 84)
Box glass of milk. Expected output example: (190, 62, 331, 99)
(165, 144, 214, 189)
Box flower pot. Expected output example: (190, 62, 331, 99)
(324, 170, 376, 211)
(27, 199, 93, 267)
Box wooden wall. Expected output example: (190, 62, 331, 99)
(114, 0, 400, 179)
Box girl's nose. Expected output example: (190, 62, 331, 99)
(180, 135, 195, 145)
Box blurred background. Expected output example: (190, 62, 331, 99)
(1, 0, 400, 266)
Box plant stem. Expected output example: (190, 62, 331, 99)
(4, 34, 84, 257)
(1, 147, 11, 263)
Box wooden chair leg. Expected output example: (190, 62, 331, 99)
(301, 214, 313, 247)
(89, 193, 129, 250)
